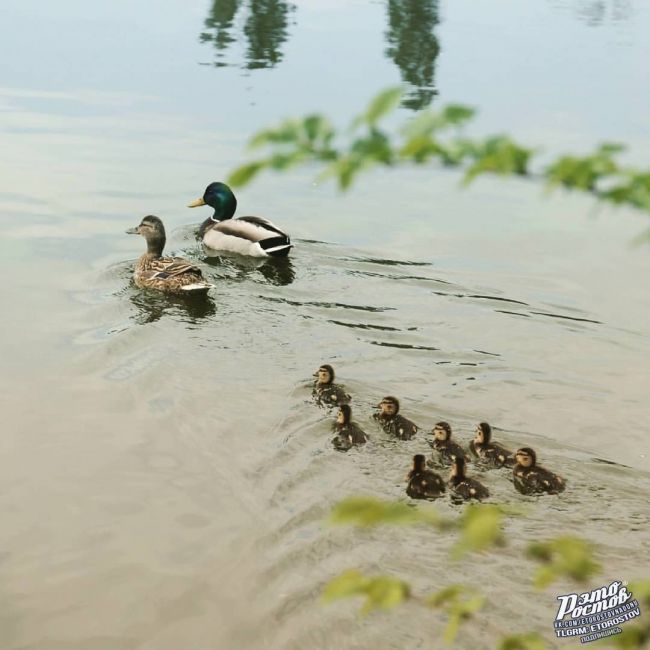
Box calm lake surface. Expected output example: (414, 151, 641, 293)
(2, 1, 649, 648)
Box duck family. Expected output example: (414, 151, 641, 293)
(123, 190, 567, 503)
(311, 363, 566, 500)
(126, 181, 291, 292)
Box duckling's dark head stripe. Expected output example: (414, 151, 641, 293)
(381, 395, 400, 413)
(516, 447, 537, 465)
(478, 421, 492, 442)
(319, 364, 335, 382)
(434, 421, 452, 438)
(338, 403, 352, 424)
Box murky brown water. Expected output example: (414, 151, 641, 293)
(2, 0, 649, 648)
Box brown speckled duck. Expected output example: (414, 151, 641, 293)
(448, 457, 489, 500)
(406, 454, 445, 499)
(429, 422, 467, 466)
(126, 216, 211, 294)
(312, 364, 351, 407)
(469, 422, 515, 468)
(373, 396, 418, 440)
(331, 405, 368, 451)
(513, 447, 566, 495)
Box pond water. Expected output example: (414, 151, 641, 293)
(1, 1, 649, 648)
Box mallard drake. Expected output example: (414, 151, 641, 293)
(448, 457, 489, 500)
(513, 447, 566, 495)
(373, 396, 418, 440)
(126, 216, 212, 294)
(406, 454, 445, 499)
(188, 181, 292, 257)
(312, 364, 351, 407)
(469, 422, 515, 468)
(332, 405, 368, 451)
(429, 422, 467, 466)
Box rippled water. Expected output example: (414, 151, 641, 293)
(2, 0, 650, 648)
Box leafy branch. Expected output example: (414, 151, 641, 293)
(227, 87, 650, 219)
(321, 497, 644, 647)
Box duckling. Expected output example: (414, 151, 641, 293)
(188, 182, 292, 257)
(312, 364, 351, 407)
(513, 447, 566, 495)
(448, 457, 489, 500)
(331, 405, 368, 451)
(406, 454, 445, 499)
(373, 396, 418, 440)
(429, 422, 467, 466)
(126, 216, 212, 294)
(469, 422, 515, 468)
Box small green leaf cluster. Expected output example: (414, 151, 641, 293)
(526, 536, 602, 589)
(604, 580, 650, 649)
(227, 87, 650, 224)
(323, 496, 644, 647)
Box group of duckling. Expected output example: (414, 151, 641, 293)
(126, 182, 292, 293)
(313, 364, 566, 501)
(125, 185, 566, 502)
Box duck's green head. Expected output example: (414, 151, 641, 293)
(188, 181, 237, 221)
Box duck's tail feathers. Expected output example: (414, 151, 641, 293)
(260, 235, 292, 258)
(181, 282, 214, 293)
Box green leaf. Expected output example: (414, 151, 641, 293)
(356, 87, 403, 128)
(249, 120, 301, 148)
(322, 570, 369, 602)
(226, 161, 267, 188)
(464, 136, 533, 184)
(452, 504, 505, 559)
(329, 496, 442, 527)
(323, 570, 410, 614)
(426, 585, 486, 643)
(526, 536, 601, 589)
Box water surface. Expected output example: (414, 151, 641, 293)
(1, 1, 649, 648)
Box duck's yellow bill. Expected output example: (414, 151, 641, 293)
(187, 198, 206, 208)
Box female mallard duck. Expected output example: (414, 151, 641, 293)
(188, 181, 291, 257)
(406, 454, 445, 499)
(469, 422, 515, 468)
(332, 405, 368, 451)
(513, 447, 566, 495)
(312, 364, 351, 407)
(429, 422, 468, 466)
(126, 216, 212, 293)
(373, 396, 418, 440)
(448, 457, 489, 500)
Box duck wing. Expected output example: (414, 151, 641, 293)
(148, 256, 203, 279)
(213, 216, 288, 243)
(237, 216, 288, 237)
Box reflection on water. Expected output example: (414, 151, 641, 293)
(550, 0, 633, 25)
(203, 253, 295, 286)
(385, 0, 440, 110)
(200, 0, 295, 69)
(129, 289, 217, 325)
(199, 0, 441, 107)
(200, 0, 241, 67)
